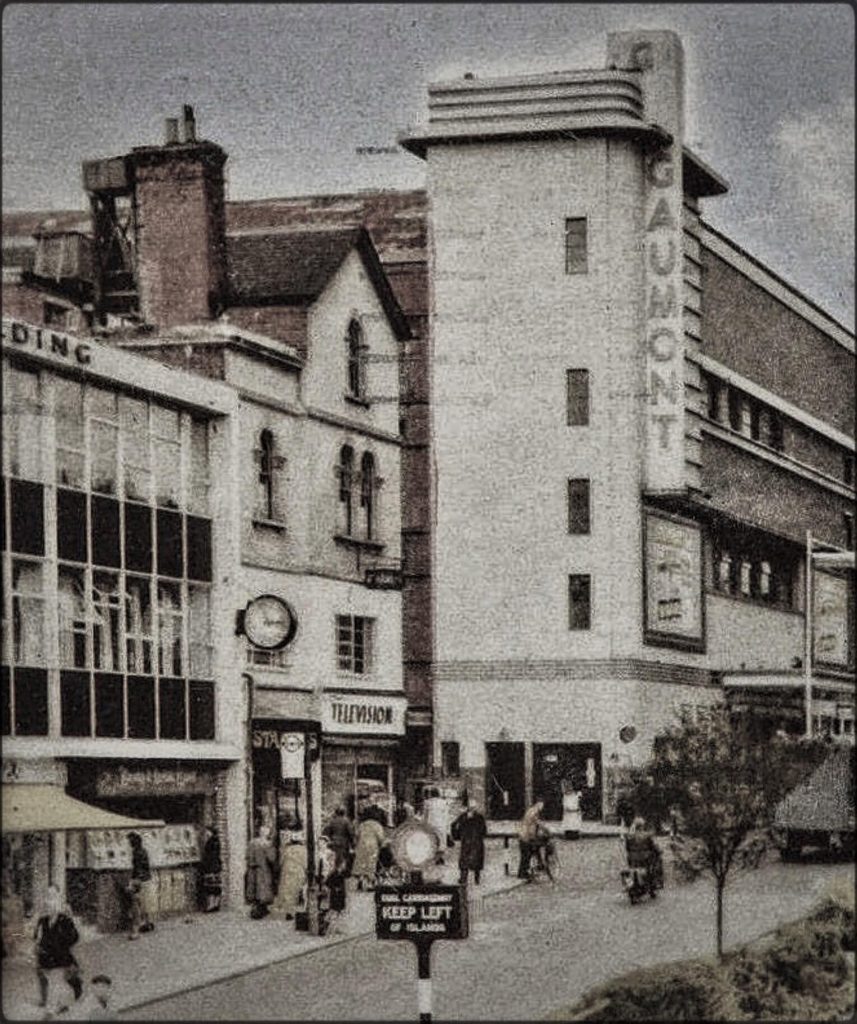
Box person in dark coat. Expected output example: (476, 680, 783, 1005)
(323, 807, 355, 874)
(245, 824, 277, 919)
(200, 826, 223, 912)
(127, 832, 155, 938)
(451, 800, 488, 885)
(34, 885, 83, 1011)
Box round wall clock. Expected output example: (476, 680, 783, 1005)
(242, 594, 297, 650)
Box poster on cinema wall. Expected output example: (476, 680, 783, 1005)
(644, 512, 704, 649)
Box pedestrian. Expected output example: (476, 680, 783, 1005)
(126, 833, 155, 939)
(199, 826, 223, 913)
(352, 815, 386, 890)
(245, 824, 277, 919)
(423, 787, 452, 855)
(322, 807, 355, 875)
(518, 799, 545, 880)
(320, 837, 348, 935)
(273, 838, 306, 920)
(34, 885, 83, 1013)
(451, 799, 488, 885)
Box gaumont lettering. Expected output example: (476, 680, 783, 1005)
(645, 152, 674, 188)
(4, 319, 92, 365)
(646, 197, 676, 232)
(330, 702, 394, 726)
(648, 239, 676, 275)
(648, 282, 677, 319)
(647, 326, 678, 361)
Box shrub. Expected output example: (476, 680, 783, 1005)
(547, 958, 739, 1021)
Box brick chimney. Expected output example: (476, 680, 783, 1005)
(127, 106, 227, 327)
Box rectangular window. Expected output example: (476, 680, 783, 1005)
(13, 667, 48, 735)
(152, 405, 181, 509)
(441, 741, 460, 776)
(566, 369, 589, 427)
(844, 454, 854, 487)
(94, 672, 124, 738)
(727, 390, 742, 432)
(189, 679, 215, 740)
(157, 581, 184, 677)
(125, 576, 153, 675)
(127, 675, 156, 739)
(92, 572, 121, 672)
(157, 509, 183, 578)
(158, 677, 186, 740)
(124, 502, 152, 574)
(567, 478, 591, 534)
(844, 513, 854, 552)
(186, 516, 212, 581)
(188, 585, 212, 679)
(188, 418, 210, 516)
(120, 395, 151, 503)
(60, 670, 91, 737)
(1, 666, 10, 736)
(57, 489, 87, 562)
(3, 365, 42, 480)
(568, 574, 591, 630)
(55, 377, 85, 489)
(337, 615, 374, 674)
(12, 560, 45, 665)
(10, 480, 45, 556)
(58, 566, 88, 668)
(564, 217, 588, 274)
(91, 495, 121, 568)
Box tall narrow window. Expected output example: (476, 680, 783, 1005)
(568, 574, 591, 630)
(717, 551, 732, 592)
(258, 429, 275, 521)
(346, 319, 367, 400)
(567, 478, 591, 535)
(768, 412, 784, 452)
(564, 218, 588, 274)
(727, 390, 742, 432)
(566, 369, 590, 426)
(361, 452, 376, 540)
(339, 446, 354, 536)
(759, 560, 772, 598)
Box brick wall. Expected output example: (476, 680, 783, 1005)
(701, 250, 854, 436)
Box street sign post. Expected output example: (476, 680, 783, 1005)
(376, 884, 468, 1021)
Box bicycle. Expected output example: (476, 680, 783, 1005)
(530, 833, 560, 882)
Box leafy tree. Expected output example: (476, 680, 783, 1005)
(631, 703, 828, 958)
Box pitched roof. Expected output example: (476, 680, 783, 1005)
(225, 226, 410, 339)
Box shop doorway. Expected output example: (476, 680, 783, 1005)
(532, 743, 603, 821)
(485, 742, 525, 820)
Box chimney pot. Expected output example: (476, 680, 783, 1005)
(165, 118, 180, 145)
(182, 105, 196, 143)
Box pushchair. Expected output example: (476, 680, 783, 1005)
(375, 841, 404, 885)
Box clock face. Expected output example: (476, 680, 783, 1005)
(243, 595, 296, 650)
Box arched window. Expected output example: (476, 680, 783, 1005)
(346, 320, 366, 400)
(361, 452, 376, 540)
(254, 429, 286, 523)
(339, 445, 354, 535)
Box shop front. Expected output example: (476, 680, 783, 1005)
(319, 690, 407, 826)
(63, 759, 228, 931)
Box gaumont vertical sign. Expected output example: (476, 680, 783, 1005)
(608, 31, 687, 491)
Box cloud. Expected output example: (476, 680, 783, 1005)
(774, 96, 855, 238)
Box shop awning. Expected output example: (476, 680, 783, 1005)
(2, 785, 165, 834)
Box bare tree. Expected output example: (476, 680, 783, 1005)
(632, 704, 828, 958)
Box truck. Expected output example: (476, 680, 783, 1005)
(771, 745, 855, 860)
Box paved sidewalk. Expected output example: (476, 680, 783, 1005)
(2, 839, 526, 1020)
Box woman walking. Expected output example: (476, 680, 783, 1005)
(352, 815, 386, 890)
(245, 824, 276, 919)
(34, 885, 83, 1012)
(200, 826, 223, 913)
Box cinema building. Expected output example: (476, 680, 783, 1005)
(2, 28, 854, 863)
(1, 113, 408, 929)
(398, 29, 855, 822)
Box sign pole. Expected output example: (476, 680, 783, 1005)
(416, 943, 432, 1022)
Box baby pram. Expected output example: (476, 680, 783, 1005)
(375, 841, 404, 885)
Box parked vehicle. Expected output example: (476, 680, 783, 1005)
(771, 746, 855, 860)
(620, 864, 661, 903)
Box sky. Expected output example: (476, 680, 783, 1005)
(2, 3, 854, 327)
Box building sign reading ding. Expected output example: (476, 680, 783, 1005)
(644, 512, 703, 648)
(375, 885, 467, 942)
(2, 317, 93, 367)
(321, 693, 407, 736)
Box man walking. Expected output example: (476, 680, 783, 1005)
(518, 799, 544, 880)
(451, 800, 488, 885)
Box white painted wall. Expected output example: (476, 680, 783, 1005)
(706, 594, 804, 671)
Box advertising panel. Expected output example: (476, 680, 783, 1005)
(644, 512, 704, 649)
